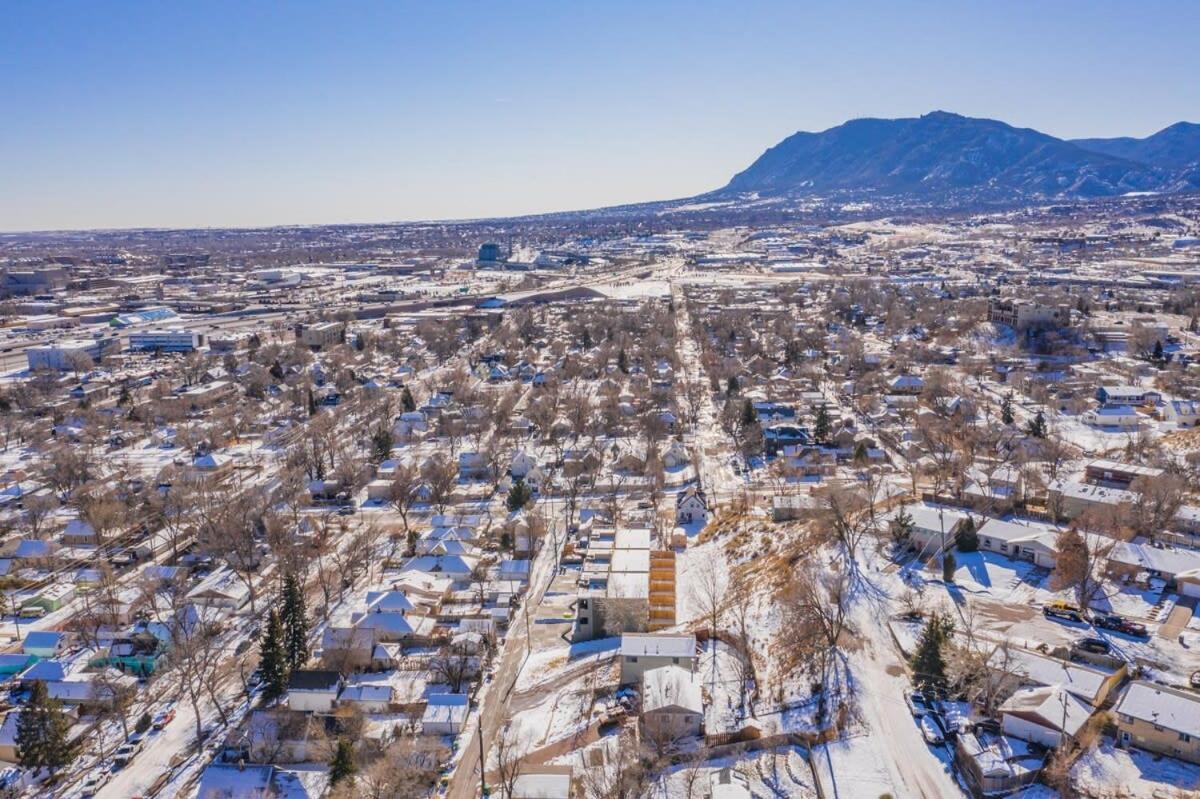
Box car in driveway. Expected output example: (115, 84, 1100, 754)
(1071, 636, 1112, 655)
(920, 715, 945, 745)
(1042, 600, 1084, 622)
(904, 690, 932, 717)
(1092, 613, 1148, 637)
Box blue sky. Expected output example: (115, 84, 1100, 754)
(2, 1, 1198, 231)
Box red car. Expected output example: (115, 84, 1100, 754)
(152, 706, 176, 730)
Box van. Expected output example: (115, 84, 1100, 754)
(18, 606, 47, 619)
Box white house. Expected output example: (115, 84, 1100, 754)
(422, 693, 469, 736)
(641, 665, 703, 742)
(999, 685, 1093, 748)
(287, 670, 341, 713)
(1163, 399, 1200, 428)
(510, 451, 537, 480)
(620, 633, 697, 684)
(675, 488, 708, 525)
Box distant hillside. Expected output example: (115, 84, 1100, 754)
(1072, 121, 1200, 170)
(721, 111, 1199, 200)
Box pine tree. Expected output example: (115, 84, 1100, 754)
(740, 398, 758, 427)
(506, 480, 532, 513)
(370, 427, 393, 463)
(1153, 339, 1164, 364)
(890, 508, 914, 546)
(942, 549, 957, 582)
(307, 389, 318, 417)
(957, 517, 979, 553)
(281, 574, 310, 671)
(329, 738, 357, 785)
(400, 386, 416, 413)
(1027, 410, 1047, 439)
(1000, 394, 1014, 426)
(813, 404, 831, 446)
(17, 680, 76, 772)
(910, 612, 954, 693)
(725, 375, 739, 397)
(617, 348, 629, 374)
(259, 608, 290, 702)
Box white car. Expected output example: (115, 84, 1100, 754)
(920, 715, 945, 745)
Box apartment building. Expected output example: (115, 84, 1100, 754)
(988, 298, 1069, 331)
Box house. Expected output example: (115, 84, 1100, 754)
(510, 450, 537, 480)
(287, 670, 341, 713)
(641, 665, 703, 742)
(619, 633, 697, 684)
(886, 505, 970, 558)
(22, 631, 72, 660)
(458, 452, 488, 481)
(975, 519, 1059, 569)
(196, 763, 275, 799)
(988, 646, 1125, 707)
(675, 487, 708, 525)
(662, 439, 690, 470)
(1096, 385, 1161, 406)
(999, 685, 1093, 748)
(187, 568, 252, 609)
(422, 693, 469, 736)
(1047, 479, 1136, 522)
(1083, 459, 1164, 489)
(338, 683, 394, 713)
(512, 766, 575, 799)
(954, 731, 1041, 799)
(889, 374, 925, 395)
(1115, 681, 1200, 764)
(1083, 406, 1141, 430)
(1163, 399, 1200, 428)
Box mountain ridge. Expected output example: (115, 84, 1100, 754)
(720, 111, 1200, 201)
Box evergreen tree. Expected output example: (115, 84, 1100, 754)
(370, 427, 393, 463)
(307, 388, 318, 417)
(813, 404, 831, 446)
(117, 384, 132, 406)
(17, 681, 76, 772)
(942, 549, 957, 582)
(259, 608, 290, 702)
(725, 375, 739, 397)
(506, 479, 532, 513)
(1027, 410, 1047, 439)
(400, 386, 416, 413)
(617, 348, 629, 374)
(1153, 339, 1164, 364)
(329, 738, 357, 785)
(956, 517, 979, 552)
(281, 574, 310, 670)
(890, 508, 914, 546)
(1000, 393, 1014, 426)
(740, 398, 758, 427)
(269, 360, 284, 381)
(910, 612, 954, 693)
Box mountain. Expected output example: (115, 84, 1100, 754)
(1072, 121, 1200, 169)
(721, 111, 1196, 201)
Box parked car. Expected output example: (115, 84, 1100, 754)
(112, 741, 140, 769)
(80, 772, 109, 797)
(920, 715, 945, 745)
(904, 690, 931, 717)
(152, 705, 176, 730)
(1092, 613, 1148, 637)
(1072, 636, 1111, 655)
(1042, 600, 1083, 622)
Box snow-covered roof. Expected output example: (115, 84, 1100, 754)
(642, 665, 702, 713)
(1116, 681, 1200, 739)
(620, 633, 696, 659)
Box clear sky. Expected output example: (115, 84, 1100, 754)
(3, 1, 1198, 232)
